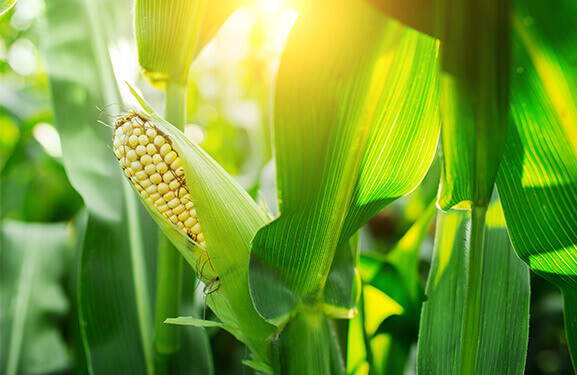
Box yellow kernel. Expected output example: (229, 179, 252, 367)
(163, 191, 176, 201)
(185, 202, 195, 210)
(151, 153, 162, 164)
(132, 127, 142, 136)
(141, 189, 149, 198)
(140, 179, 152, 189)
(172, 204, 186, 216)
(178, 211, 190, 222)
(159, 143, 172, 156)
(157, 204, 170, 213)
(178, 189, 188, 198)
(138, 134, 148, 145)
(114, 127, 124, 137)
(157, 183, 169, 195)
(149, 193, 161, 202)
(135, 171, 148, 181)
(150, 173, 162, 184)
(163, 173, 175, 183)
(135, 145, 146, 156)
(156, 162, 168, 174)
(199, 241, 206, 247)
(184, 217, 196, 228)
(175, 167, 184, 176)
(191, 223, 202, 235)
(164, 151, 177, 164)
(144, 164, 156, 175)
(141, 154, 152, 165)
(168, 198, 180, 209)
(116, 146, 126, 156)
(154, 135, 166, 148)
(177, 222, 185, 229)
(170, 215, 179, 224)
(147, 144, 157, 156)
(131, 161, 143, 171)
(155, 198, 166, 207)
(145, 185, 157, 195)
(114, 149, 122, 159)
(135, 181, 144, 191)
(113, 137, 121, 149)
(170, 157, 182, 169)
(126, 150, 138, 162)
(197, 233, 204, 242)
(146, 128, 157, 139)
(168, 179, 179, 190)
(128, 135, 139, 147)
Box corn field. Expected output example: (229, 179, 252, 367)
(1, 0, 576, 374)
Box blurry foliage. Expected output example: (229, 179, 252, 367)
(0, 0, 573, 374)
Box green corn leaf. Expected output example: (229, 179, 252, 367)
(435, 0, 511, 210)
(41, 0, 161, 373)
(0, 0, 16, 17)
(249, 0, 440, 322)
(496, 0, 577, 364)
(417, 202, 530, 374)
(0, 221, 72, 375)
(129, 87, 275, 363)
(165, 317, 223, 328)
(135, 0, 240, 89)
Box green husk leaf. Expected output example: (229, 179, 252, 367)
(164, 317, 223, 328)
(249, 0, 440, 322)
(128, 86, 275, 362)
(435, 0, 511, 210)
(135, 0, 240, 89)
(496, 0, 577, 364)
(417, 201, 530, 374)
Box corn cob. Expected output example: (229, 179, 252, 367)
(112, 112, 205, 247)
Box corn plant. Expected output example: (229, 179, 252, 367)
(1, 0, 576, 374)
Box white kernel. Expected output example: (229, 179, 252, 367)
(164, 151, 177, 164)
(168, 197, 180, 208)
(159, 143, 172, 156)
(144, 164, 156, 175)
(157, 204, 170, 213)
(150, 173, 162, 184)
(152, 154, 163, 164)
(131, 161, 143, 171)
(163, 173, 175, 183)
(141, 154, 152, 165)
(146, 128, 157, 138)
(138, 134, 149, 145)
(178, 211, 189, 222)
(128, 135, 139, 147)
(113, 138, 122, 149)
(184, 217, 196, 228)
(147, 144, 157, 156)
(145, 185, 157, 195)
(173, 204, 185, 216)
(197, 233, 204, 242)
(154, 136, 166, 148)
(126, 150, 138, 162)
(140, 179, 152, 189)
(135, 145, 147, 156)
(163, 191, 176, 201)
(114, 127, 124, 137)
(191, 223, 202, 235)
(157, 183, 169, 195)
(136, 171, 148, 181)
(156, 162, 168, 174)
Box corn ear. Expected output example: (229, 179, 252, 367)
(112, 111, 215, 280)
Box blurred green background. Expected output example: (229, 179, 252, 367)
(0, 0, 572, 373)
